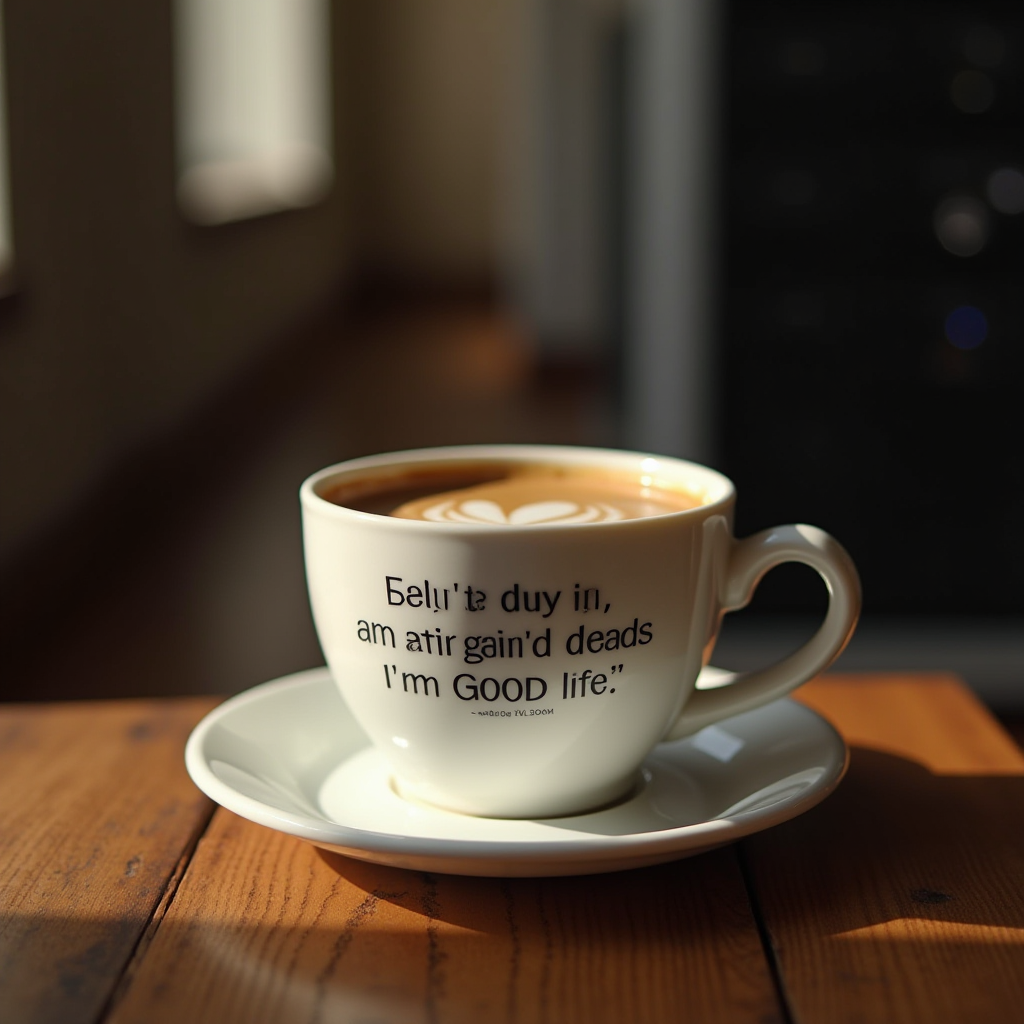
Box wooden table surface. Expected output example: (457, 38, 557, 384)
(2, 672, 1022, 1024)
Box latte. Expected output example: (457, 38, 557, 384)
(326, 462, 703, 525)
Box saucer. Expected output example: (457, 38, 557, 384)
(185, 667, 848, 877)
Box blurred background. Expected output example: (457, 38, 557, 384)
(0, 1, 1021, 723)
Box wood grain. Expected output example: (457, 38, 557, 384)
(7, 673, 1021, 1024)
(0, 697, 218, 1024)
(107, 809, 783, 1024)
(748, 673, 1024, 1024)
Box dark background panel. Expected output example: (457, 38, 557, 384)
(717, 0, 1024, 616)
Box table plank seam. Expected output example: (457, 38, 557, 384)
(738, 839, 797, 1024)
(94, 799, 219, 1023)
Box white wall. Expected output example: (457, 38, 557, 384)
(347, 0, 513, 282)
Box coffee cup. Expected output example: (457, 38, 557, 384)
(300, 444, 860, 818)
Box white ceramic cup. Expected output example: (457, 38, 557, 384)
(300, 445, 860, 818)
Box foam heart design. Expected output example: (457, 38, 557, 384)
(421, 499, 625, 524)
(509, 501, 580, 524)
(460, 500, 511, 523)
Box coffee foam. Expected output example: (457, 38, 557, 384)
(387, 466, 702, 524)
(323, 461, 705, 523)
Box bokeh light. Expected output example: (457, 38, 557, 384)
(933, 195, 990, 256)
(987, 167, 1024, 215)
(949, 70, 995, 114)
(779, 37, 826, 76)
(944, 305, 988, 350)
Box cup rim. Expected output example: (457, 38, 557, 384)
(299, 444, 735, 531)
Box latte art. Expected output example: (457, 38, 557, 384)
(419, 498, 626, 525)
(384, 464, 704, 523)
(323, 460, 705, 521)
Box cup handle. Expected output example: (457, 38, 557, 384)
(663, 524, 861, 741)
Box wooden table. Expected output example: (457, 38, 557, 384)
(2, 673, 1022, 1024)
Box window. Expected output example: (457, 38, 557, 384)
(174, 0, 333, 225)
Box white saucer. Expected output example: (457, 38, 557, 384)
(185, 667, 848, 877)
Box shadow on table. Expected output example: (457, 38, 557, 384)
(298, 848, 779, 1023)
(318, 744, 1024, 937)
(739, 746, 1024, 935)
(3, 850, 781, 1024)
